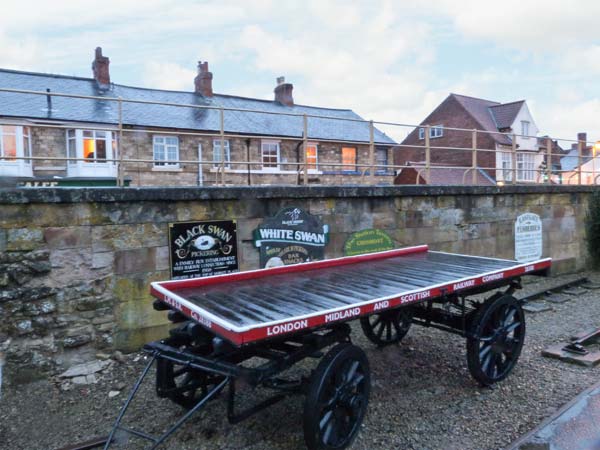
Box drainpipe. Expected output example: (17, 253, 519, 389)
(294, 141, 303, 184)
(246, 138, 252, 185)
(198, 143, 203, 186)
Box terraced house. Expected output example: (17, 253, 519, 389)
(0, 48, 395, 187)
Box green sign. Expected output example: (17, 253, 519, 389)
(253, 207, 329, 268)
(344, 229, 395, 256)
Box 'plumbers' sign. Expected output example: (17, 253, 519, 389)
(253, 207, 329, 268)
(514, 213, 542, 262)
(169, 220, 238, 279)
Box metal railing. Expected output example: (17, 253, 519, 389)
(0, 87, 597, 187)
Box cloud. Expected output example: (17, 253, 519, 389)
(0, 0, 598, 143)
(142, 61, 196, 91)
(429, 0, 600, 52)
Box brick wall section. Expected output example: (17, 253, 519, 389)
(0, 185, 593, 381)
(393, 95, 498, 178)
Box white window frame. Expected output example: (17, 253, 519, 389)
(521, 121, 530, 138)
(0, 125, 32, 177)
(306, 142, 318, 171)
(65, 129, 117, 178)
(418, 128, 425, 140)
(501, 151, 512, 182)
(212, 139, 231, 168)
(153, 135, 180, 167)
(376, 147, 388, 171)
(517, 152, 535, 182)
(430, 125, 444, 138)
(261, 140, 280, 170)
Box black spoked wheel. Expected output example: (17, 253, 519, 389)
(360, 308, 412, 347)
(156, 356, 225, 409)
(156, 357, 223, 409)
(466, 294, 526, 386)
(303, 343, 371, 450)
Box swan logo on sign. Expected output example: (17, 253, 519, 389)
(514, 213, 543, 263)
(169, 220, 239, 280)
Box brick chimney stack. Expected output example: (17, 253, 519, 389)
(274, 76, 294, 106)
(194, 61, 213, 97)
(578, 132, 590, 157)
(92, 47, 110, 88)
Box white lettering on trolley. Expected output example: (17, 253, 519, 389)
(524, 265, 534, 272)
(482, 272, 504, 282)
(325, 308, 361, 323)
(453, 279, 475, 290)
(267, 319, 308, 336)
(400, 290, 430, 304)
(373, 300, 389, 311)
(163, 296, 181, 310)
(191, 311, 212, 329)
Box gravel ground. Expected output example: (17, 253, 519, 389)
(1, 271, 599, 450)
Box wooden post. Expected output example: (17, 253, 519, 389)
(546, 137, 552, 184)
(471, 129, 477, 185)
(425, 125, 431, 183)
(117, 97, 124, 187)
(511, 134, 517, 184)
(303, 114, 308, 186)
(220, 108, 225, 186)
(369, 120, 375, 184)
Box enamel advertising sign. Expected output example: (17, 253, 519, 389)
(253, 207, 329, 268)
(514, 213, 543, 263)
(169, 220, 238, 279)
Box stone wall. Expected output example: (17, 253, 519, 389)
(0, 185, 594, 381)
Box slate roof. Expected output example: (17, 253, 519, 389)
(450, 94, 526, 145)
(560, 148, 591, 172)
(489, 101, 525, 130)
(0, 69, 395, 145)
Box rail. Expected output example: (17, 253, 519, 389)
(0, 87, 598, 187)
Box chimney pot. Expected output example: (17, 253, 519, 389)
(274, 76, 294, 106)
(195, 60, 213, 97)
(92, 46, 110, 88)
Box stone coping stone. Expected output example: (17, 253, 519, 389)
(0, 184, 597, 204)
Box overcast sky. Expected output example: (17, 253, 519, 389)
(1, 0, 599, 143)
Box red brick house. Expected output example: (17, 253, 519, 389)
(394, 93, 544, 184)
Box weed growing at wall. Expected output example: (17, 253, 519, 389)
(586, 191, 600, 268)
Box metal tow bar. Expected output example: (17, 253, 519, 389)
(103, 353, 229, 449)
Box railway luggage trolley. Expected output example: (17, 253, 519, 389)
(105, 245, 551, 449)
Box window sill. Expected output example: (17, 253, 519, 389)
(209, 168, 313, 175)
(152, 165, 182, 172)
